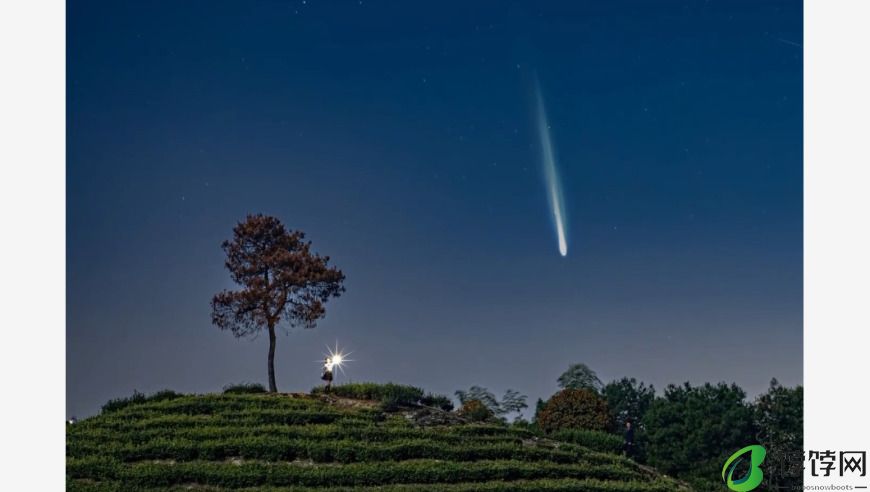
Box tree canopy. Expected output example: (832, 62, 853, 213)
(500, 389, 529, 420)
(557, 363, 603, 392)
(643, 382, 755, 476)
(455, 386, 500, 413)
(753, 379, 804, 490)
(536, 388, 611, 433)
(602, 377, 655, 429)
(455, 386, 528, 420)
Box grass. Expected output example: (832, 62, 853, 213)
(67, 388, 690, 491)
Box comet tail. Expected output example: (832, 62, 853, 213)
(534, 79, 568, 257)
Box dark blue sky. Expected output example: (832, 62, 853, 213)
(68, 1, 802, 417)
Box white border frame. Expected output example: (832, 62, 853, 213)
(805, 0, 870, 486)
(0, 0, 66, 490)
(2, 0, 870, 487)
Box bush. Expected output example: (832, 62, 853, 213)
(70, 459, 642, 488)
(101, 390, 183, 414)
(537, 389, 611, 433)
(380, 384, 425, 410)
(421, 393, 454, 411)
(68, 435, 615, 464)
(222, 382, 267, 394)
(102, 391, 148, 414)
(551, 429, 623, 454)
(148, 389, 183, 402)
(457, 399, 495, 422)
(312, 382, 425, 409)
(511, 419, 534, 431)
(68, 477, 683, 492)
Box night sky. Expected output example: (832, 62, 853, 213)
(68, 1, 802, 418)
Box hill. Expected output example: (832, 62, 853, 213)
(67, 386, 690, 491)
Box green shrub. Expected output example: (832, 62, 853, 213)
(222, 382, 267, 394)
(100, 389, 183, 414)
(66, 478, 684, 492)
(83, 459, 640, 488)
(68, 423, 529, 452)
(69, 434, 607, 465)
(149, 389, 183, 402)
(537, 389, 612, 433)
(551, 429, 624, 454)
(421, 392, 455, 411)
(103, 394, 321, 418)
(511, 419, 534, 432)
(312, 382, 425, 408)
(458, 399, 495, 422)
(101, 391, 148, 414)
(66, 456, 123, 481)
(380, 385, 423, 411)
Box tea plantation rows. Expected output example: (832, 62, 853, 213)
(67, 392, 688, 491)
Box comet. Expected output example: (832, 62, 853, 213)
(533, 77, 568, 257)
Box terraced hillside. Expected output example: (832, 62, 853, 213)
(67, 390, 689, 491)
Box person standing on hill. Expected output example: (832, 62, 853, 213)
(321, 357, 334, 392)
(623, 420, 636, 458)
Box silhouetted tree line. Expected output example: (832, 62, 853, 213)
(463, 364, 802, 491)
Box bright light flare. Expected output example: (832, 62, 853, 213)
(534, 76, 568, 257)
(320, 341, 353, 377)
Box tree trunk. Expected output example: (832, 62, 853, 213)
(267, 324, 277, 393)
